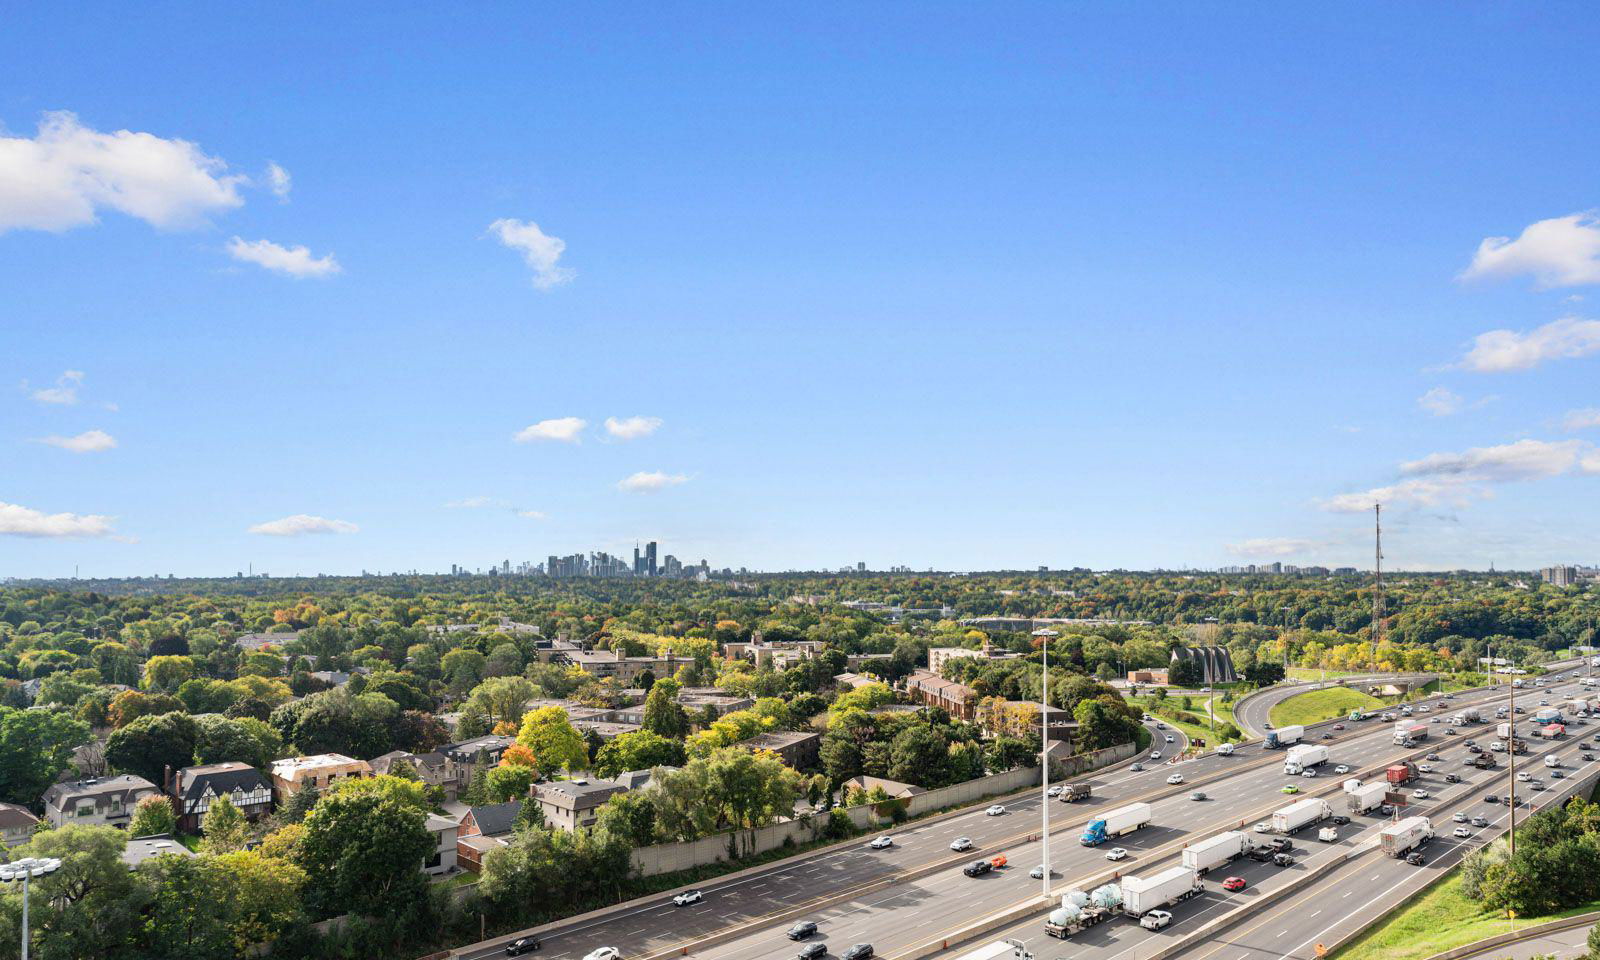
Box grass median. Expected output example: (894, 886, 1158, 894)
(1268, 687, 1387, 728)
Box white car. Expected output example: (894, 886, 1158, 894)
(1253, 822, 1270, 833)
(869, 835, 894, 849)
(1046, 785, 1064, 798)
(1418, 764, 1433, 773)
(1517, 771, 1531, 782)
(1166, 773, 1184, 785)
(1029, 865, 1047, 879)
(1150, 751, 1163, 760)
(1334, 765, 1350, 774)
(1105, 847, 1129, 861)
(986, 805, 1006, 816)
(1453, 812, 1467, 823)
(1140, 910, 1173, 931)
(950, 837, 973, 851)
(583, 950, 620, 960)
(1164, 735, 1175, 743)
(1215, 744, 1235, 756)
(1301, 770, 1316, 778)
(1412, 789, 1430, 800)
(1453, 826, 1472, 838)
(672, 890, 703, 907)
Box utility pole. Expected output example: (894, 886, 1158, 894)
(1034, 628, 1058, 899)
(1372, 503, 1384, 670)
(1508, 655, 1517, 858)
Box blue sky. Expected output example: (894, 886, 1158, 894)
(4, 4, 1600, 577)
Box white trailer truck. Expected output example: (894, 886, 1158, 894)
(1079, 802, 1153, 846)
(1283, 744, 1329, 775)
(1119, 866, 1204, 916)
(1264, 725, 1304, 749)
(1271, 797, 1332, 834)
(1379, 816, 1434, 858)
(1394, 721, 1429, 745)
(1181, 831, 1252, 874)
(1347, 781, 1389, 815)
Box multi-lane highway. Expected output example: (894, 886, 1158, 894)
(453, 662, 1587, 960)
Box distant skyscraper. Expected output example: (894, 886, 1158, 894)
(646, 541, 658, 576)
(633, 544, 642, 575)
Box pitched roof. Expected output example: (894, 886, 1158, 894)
(42, 774, 156, 806)
(534, 778, 626, 811)
(176, 762, 269, 803)
(0, 802, 39, 830)
(464, 801, 522, 836)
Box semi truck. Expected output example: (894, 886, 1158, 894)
(1059, 782, 1092, 803)
(1539, 723, 1566, 740)
(1471, 752, 1498, 769)
(1386, 760, 1419, 786)
(1080, 802, 1152, 846)
(1379, 816, 1434, 858)
(1497, 722, 1516, 740)
(1347, 781, 1389, 814)
(1181, 831, 1252, 874)
(1393, 721, 1429, 745)
(1283, 744, 1329, 775)
(1265, 725, 1304, 749)
(1271, 797, 1332, 834)
(1044, 892, 1112, 939)
(1534, 708, 1563, 725)
(1119, 866, 1204, 916)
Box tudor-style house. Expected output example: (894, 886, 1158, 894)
(169, 762, 274, 833)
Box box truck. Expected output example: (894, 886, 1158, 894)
(1283, 744, 1329, 775)
(1271, 797, 1332, 834)
(1394, 721, 1429, 745)
(1265, 725, 1304, 749)
(1348, 781, 1389, 814)
(1539, 723, 1566, 740)
(1080, 802, 1152, 846)
(1379, 816, 1434, 858)
(1119, 866, 1204, 916)
(1181, 831, 1252, 874)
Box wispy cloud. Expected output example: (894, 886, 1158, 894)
(617, 470, 688, 493)
(1322, 438, 1600, 513)
(1417, 387, 1464, 417)
(1563, 408, 1600, 431)
(266, 162, 291, 201)
(489, 218, 574, 289)
(445, 496, 546, 520)
(0, 111, 246, 233)
(226, 236, 340, 277)
(247, 514, 359, 536)
(1458, 316, 1600, 373)
(35, 429, 116, 453)
(605, 416, 662, 440)
(1225, 537, 1316, 558)
(1461, 212, 1600, 288)
(514, 417, 586, 443)
(0, 500, 117, 538)
(27, 369, 86, 405)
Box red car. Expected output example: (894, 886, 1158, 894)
(1221, 877, 1247, 892)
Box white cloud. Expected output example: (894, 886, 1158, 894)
(266, 162, 291, 201)
(445, 496, 507, 509)
(0, 500, 117, 538)
(516, 510, 547, 520)
(35, 429, 116, 453)
(1322, 438, 1600, 513)
(247, 514, 359, 536)
(1461, 212, 1600, 288)
(605, 416, 663, 440)
(617, 470, 688, 493)
(1224, 537, 1316, 558)
(1563, 408, 1600, 431)
(0, 111, 246, 233)
(1458, 316, 1600, 373)
(489, 218, 574, 289)
(226, 236, 340, 277)
(514, 417, 586, 443)
(28, 369, 85, 405)
(1417, 387, 1463, 417)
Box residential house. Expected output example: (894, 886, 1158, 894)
(549, 645, 695, 682)
(455, 801, 522, 873)
(269, 754, 372, 803)
(370, 750, 456, 798)
(571, 719, 642, 741)
(439, 735, 515, 792)
(169, 762, 274, 833)
(234, 631, 298, 653)
(839, 775, 925, 801)
(531, 779, 626, 832)
(736, 731, 822, 770)
(121, 834, 196, 869)
(612, 768, 669, 792)
(42, 775, 161, 829)
(0, 802, 39, 848)
(903, 670, 977, 720)
(424, 813, 459, 875)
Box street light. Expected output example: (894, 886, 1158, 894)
(0, 856, 62, 960)
(1033, 628, 1060, 900)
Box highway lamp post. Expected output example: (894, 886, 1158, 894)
(1, 856, 62, 960)
(1034, 628, 1059, 900)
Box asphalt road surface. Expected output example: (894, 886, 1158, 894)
(455, 665, 1586, 960)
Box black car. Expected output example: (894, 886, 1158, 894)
(1321, 732, 1334, 740)
(1405, 852, 1427, 866)
(788, 922, 818, 941)
(842, 945, 874, 960)
(1585, 754, 1596, 762)
(798, 944, 828, 960)
(1444, 774, 1461, 784)
(506, 937, 543, 956)
(963, 860, 992, 878)
(1485, 794, 1499, 803)
(1273, 853, 1295, 867)
(1552, 770, 1565, 779)
(1331, 815, 1351, 826)
(1467, 745, 1481, 754)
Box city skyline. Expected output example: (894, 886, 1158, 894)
(6, 6, 1600, 577)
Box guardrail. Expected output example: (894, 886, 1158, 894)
(1417, 910, 1600, 960)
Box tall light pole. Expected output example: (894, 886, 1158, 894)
(1034, 628, 1059, 899)
(1, 856, 62, 960)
